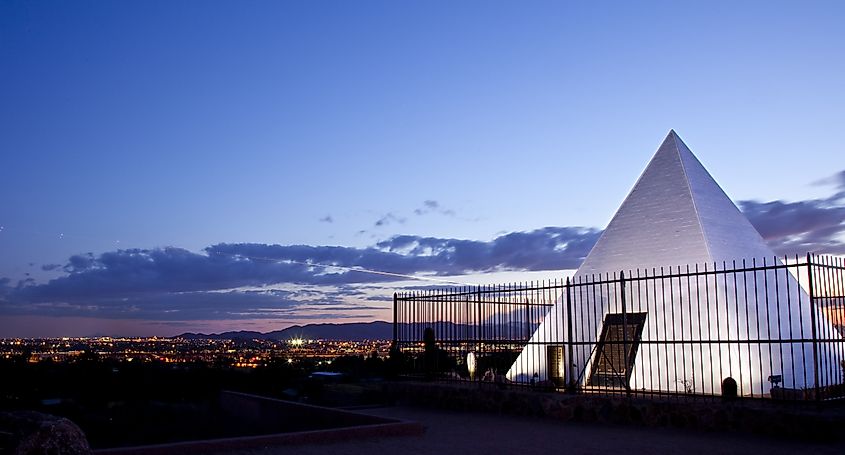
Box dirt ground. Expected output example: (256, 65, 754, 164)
(217, 405, 845, 455)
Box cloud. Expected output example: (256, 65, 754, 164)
(41, 264, 62, 271)
(374, 212, 406, 227)
(0, 288, 384, 322)
(209, 226, 600, 278)
(373, 200, 461, 232)
(363, 295, 395, 302)
(319, 215, 334, 223)
(3, 169, 845, 324)
(0, 290, 298, 321)
(414, 200, 438, 215)
(739, 199, 845, 255)
(414, 199, 456, 217)
(813, 169, 845, 192)
(0, 227, 600, 321)
(374, 226, 600, 272)
(738, 169, 845, 255)
(0, 278, 10, 298)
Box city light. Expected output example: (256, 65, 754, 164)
(0, 337, 392, 366)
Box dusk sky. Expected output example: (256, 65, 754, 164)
(1, 1, 844, 337)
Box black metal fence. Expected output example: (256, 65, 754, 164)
(393, 254, 845, 401)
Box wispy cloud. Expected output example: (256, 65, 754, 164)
(414, 199, 456, 217)
(374, 212, 406, 227)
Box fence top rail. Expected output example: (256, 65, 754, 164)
(396, 298, 556, 307)
(395, 255, 845, 300)
(394, 254, 844, 300)
(811, 254, 845, 271)
(620, 260, 801, 283)
(397, 282, 566, 300)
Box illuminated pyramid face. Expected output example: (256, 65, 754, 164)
(577, 130, 773, 276)
(507, 131, 837, 394)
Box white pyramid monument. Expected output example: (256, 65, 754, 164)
(507, 130, 840, 395)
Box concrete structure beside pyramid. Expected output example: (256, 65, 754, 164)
(507, 131, 841, 395)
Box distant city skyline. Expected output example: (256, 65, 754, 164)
(2, 1, 844, 337)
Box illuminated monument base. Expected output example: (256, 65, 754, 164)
(507, 131, 841, 395)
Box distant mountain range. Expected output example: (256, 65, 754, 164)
(175, 321, 393, 341)
(175, 320, 540, 342)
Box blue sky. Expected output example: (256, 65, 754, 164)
(1, 1, 844, 337)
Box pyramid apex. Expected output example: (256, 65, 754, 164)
(659, 129, 681, 147)
(665, 129, 691, 154)
(574, 129, 773, 274)
(655, 129, 683, 158)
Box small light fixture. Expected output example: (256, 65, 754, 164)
(467, 352, 477, 381)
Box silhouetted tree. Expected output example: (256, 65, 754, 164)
(422, 327, 453, 380)
(385, 341, 408, 378)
